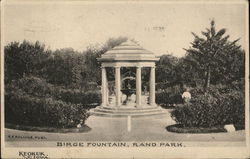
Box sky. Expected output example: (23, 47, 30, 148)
(3, 1, 248, 57)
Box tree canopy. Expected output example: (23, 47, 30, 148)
(184, 20, 244, 88)
(4, 23, 244, 92)
(4, 37, 128, 90)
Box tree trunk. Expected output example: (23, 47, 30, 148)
(205, 66, 211, 89)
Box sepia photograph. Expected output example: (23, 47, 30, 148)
(1, 0, 249, 158)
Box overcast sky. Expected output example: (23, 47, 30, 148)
(3, 1, 247, 57)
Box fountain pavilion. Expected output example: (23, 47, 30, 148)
(90, 40, 167, 117)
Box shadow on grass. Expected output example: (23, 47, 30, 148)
(5, 123, 91, 133)
(166, 124, 228, 134)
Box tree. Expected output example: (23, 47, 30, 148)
(4, 40, 51, 83)
(43, 48, 84, 87)
(4, 37, 129, 90)
(184, 20, 244, 89)
(174, 56, 203, 87)
(156, 55, 179, 83)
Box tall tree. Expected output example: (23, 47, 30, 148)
(4, 40, 51, 83)
(43, 48, 84, 87)
(184, 20, 244, 89)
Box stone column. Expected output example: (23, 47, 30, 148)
(101, 67, 107, 106)
(115, 66, 121, 106)
(136, 66, 142, 108)
(106, 79, 109, 106)
(149, 66, 156, 106)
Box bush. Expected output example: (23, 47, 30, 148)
(4, 76, 99, 128)
(5, 91, 89, 128)
(156, 92, 183, 106)
(55, 89, 101, 106)
(5, 76, 57, 98)
(6, 76, 101, 106)
(171, 86, 245, 128)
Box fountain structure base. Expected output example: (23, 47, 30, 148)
(89, 104, 168, 118)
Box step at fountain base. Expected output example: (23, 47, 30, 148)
(89, 106, 168, 117)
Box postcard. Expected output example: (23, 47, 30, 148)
(1, 0, 249, 158)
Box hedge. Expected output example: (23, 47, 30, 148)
(55, 89, 101, 106)
(4, 76, 96, 128)
(6, 76, 101, 106)
(171, 86, 245, 128)
(5, 91, 89, 128)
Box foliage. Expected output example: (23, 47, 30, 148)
(6, 76, 56, 98)
(171, 86, 245, 128)
(4, 76, 98, 127)
(4, 33, 244, 92)
(6, 76, 101, 106)
(156, 55, 179, 83)
(156, 92, 183, 106)
(42, 48, 85, 87)
(4, 31, 245, 130)
(4, 37, 127, 90)
(184, 20, 244, 88)
(174, 57, 204, 87)
(5, 91, 89, 128)
(4, 40, 51, 83)
(56, 89, 101, 106)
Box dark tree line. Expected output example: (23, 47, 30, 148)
(4, 21, 244, 91)
(4, 37, 128, 90)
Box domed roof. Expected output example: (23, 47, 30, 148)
(98, 40, 159, 62)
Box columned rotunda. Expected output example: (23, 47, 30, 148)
(90, 40, 167, 117)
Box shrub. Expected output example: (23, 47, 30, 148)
(4, 76, 102, 128)
(4, 76, 93, 128)
(5, 91, 89, 128)
(156, 92, 183, 106)
(171, 86, 245, 128)
(156, 92, 169, 105)
(55, 89, 101, 106)
(6, 76, 101, 106)
(5, 76, 56, 98)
